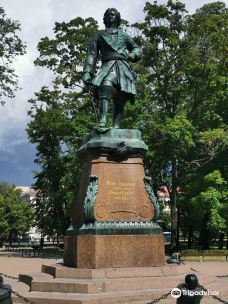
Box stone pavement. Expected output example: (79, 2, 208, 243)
(0, 251, 227, 304)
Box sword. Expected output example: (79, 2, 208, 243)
(88, 84, 99, 124)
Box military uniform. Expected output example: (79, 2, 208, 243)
(83, 27, 142, 99)
(82, 26, 141, 128)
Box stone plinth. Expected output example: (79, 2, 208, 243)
(64, 234, 164, 268)
(64, 128, 165, 268)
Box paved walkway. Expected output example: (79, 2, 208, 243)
(0, 252, 228, 304)
(0, 253, 60, 277)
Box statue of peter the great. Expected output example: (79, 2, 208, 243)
(82, 8, 142, 128)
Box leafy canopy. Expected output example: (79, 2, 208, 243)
(0, 6, 25, 105)
(0, 182, 33, 237)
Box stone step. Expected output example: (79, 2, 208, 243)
(15, 288, 174, 304)
(31, 278, 105, 293)
(19, 272, 53, 287)
(28, 273, 216, 294)
(11, 279, 228, 304)
(41, 263, 192, 279)
(42, 264, 105, 279)
(105, 274, 215, 292)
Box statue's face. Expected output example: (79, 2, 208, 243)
(104, 9, 119, 27)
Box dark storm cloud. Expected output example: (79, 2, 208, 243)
(0, 141, 38, 185)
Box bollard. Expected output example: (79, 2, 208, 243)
(167, 252, 181, 264)
(0, 276, 12, 304)
(176, 274, 203, 304)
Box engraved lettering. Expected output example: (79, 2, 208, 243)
(107, 179, 136, 201)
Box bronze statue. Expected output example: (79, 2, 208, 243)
(82, 8, 142, 128)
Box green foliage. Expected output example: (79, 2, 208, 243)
(146, 114, 195, 160)
(181, 249, 228, 254)
(27, 18, 98, 238)
(197, 128, 228, 162)
(27, 1, 228, 247)
(0, 6, 25, 105)
(181, 170, 227, 249)
(158, 199, 171, 230)
(132, 0, 227, 250)
(0, 182, 33, 237)
(204, 170, 227, 187)
(35, 17, 98, 89)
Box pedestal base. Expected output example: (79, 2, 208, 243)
(17, 263, 225, 304)
(64, 234, 165, 268)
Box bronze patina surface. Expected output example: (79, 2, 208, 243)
(82, 8, 141, 128)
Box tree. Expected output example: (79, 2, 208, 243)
(181, 171, 227, 250)
(132, 0, 227, 251)
(0, 6, 25, 105)
(0, 182, 33, 244)
(178, 2, 228, 250)
(27, 18, 98, 239)
(130, 0, 196, 252)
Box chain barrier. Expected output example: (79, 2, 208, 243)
(200, 285, 228, 304)
(191, 266, 228, 303)
(2, 286, 35, 304)
(1, 270, 228, 304)
(1, 273, 35, 304)
(146, 291, 171, 303)
(11, 289, 36, 304)
(190, 267, 199, 272)
(0, 272, 18, 280)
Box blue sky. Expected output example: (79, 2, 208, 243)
(0, 0, 221, 186)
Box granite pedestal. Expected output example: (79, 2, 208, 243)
(64, 128, 165, 268)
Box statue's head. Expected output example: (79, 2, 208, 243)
(103, 8, 121, 28)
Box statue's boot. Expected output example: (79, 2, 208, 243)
(113, 102, 124, 129)
(98, 98, 109, 127)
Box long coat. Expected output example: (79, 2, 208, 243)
(82, 28, 142, 98)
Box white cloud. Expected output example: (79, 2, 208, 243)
(0, 0, 225, 183)
(13, 53, 35, 78)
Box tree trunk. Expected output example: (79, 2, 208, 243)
(199, 213, 210, 249)
(40, 235, 44, 249)
(170, 158, 178, 253)
(218, 233, 224, 249)
(176, 206, 180, 250)
(188, 227, 193, 249)
(9, 230, 13, 246)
